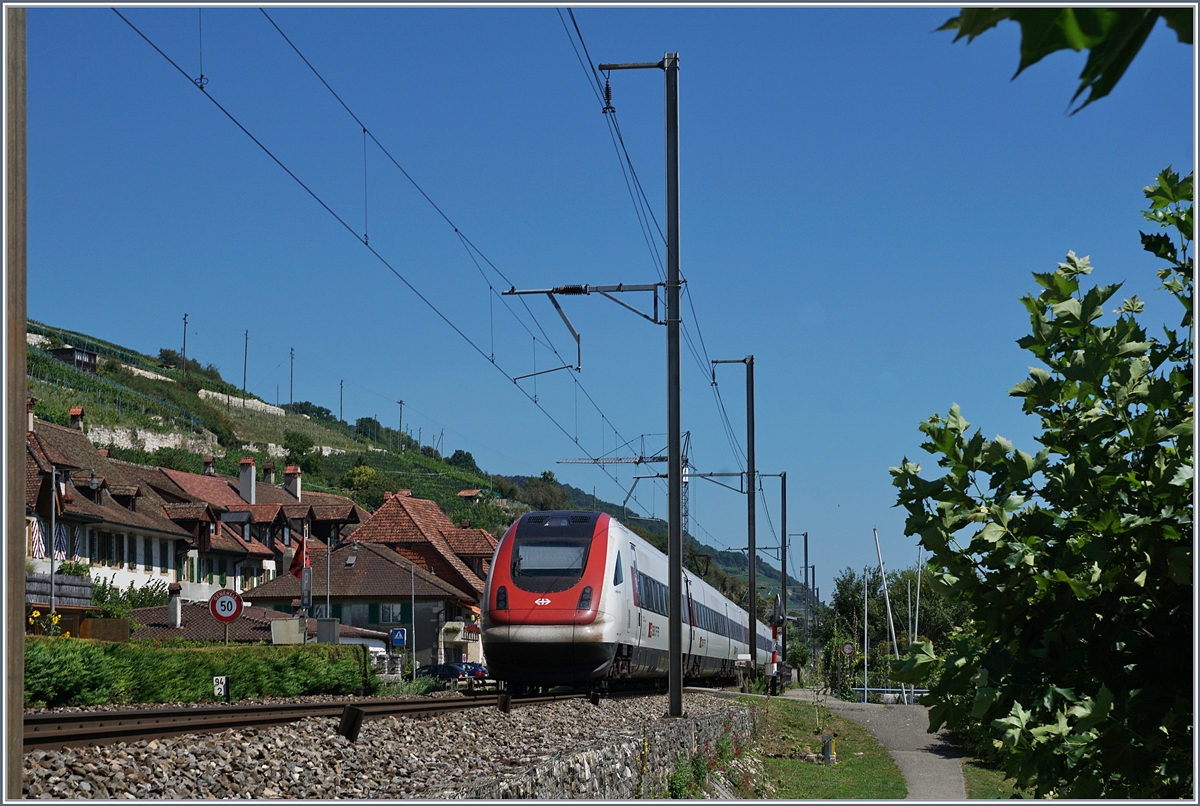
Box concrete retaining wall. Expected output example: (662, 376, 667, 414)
(442, 703, 756, 799)
(198, 389, 285, 416)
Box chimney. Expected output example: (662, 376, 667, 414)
(202, 456, 215, 475)
(98, 448, 110, 458)
(284, 465, 302, 501)
(239, 457, 256, 505)
(26, 396, 36, 433)
(461, 519, 470, 528)
(263, 461, 275, 486)
(168, 582, 183, 628)
(69, 406, 85, 431)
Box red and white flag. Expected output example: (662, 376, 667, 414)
(289, 535, 309, 579)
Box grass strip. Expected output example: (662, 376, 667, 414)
(740, 695, 907, 799)
(961, 757, 1031, 799)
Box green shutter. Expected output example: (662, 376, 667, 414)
(332, 603, 342, 619)
(368, 602, 379, 624)
(402, 601, 412, 623)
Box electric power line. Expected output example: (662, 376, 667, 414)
(112, 8, 657, 520)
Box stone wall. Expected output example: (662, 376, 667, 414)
(87, 424, 219, 456)
(443, 703, 756, 799)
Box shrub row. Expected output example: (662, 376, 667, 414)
(24, 637, 378, 708)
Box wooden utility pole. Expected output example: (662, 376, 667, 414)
(7, 7, 28, 798)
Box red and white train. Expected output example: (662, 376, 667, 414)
(481, 510, 775, 687)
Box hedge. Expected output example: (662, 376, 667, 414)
(24, 637, 379, 708)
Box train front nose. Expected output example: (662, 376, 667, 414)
(482, 512, 615, 685)
(482, 618, 614, 685)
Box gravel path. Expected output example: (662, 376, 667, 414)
(23, 692, 732, 799)
(785, 688, 965, 801)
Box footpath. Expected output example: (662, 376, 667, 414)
(784, 687, 966, 800)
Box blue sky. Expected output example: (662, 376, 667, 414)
(25, 6, 1195, 600)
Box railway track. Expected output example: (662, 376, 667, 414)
(24, 691, 584, 750)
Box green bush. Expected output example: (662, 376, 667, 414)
(88, 576, 168, 619)
(24, 637, 378, 707)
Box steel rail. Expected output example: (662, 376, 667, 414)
(24, 692, 583, 750)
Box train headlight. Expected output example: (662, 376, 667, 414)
(576, 585, 593, 610)
(496, 585, 508, 610)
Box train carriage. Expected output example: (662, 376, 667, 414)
(481, 510, 774, 687)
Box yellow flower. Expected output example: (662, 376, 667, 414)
(63, 631, 69, 638)
(50, 613, 60, 623)
(30, 610, 40, 618)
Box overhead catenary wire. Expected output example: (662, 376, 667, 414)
(257, 8, 644, 463)
(111, 8, 656, 520)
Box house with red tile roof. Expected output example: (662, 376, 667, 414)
(242, 541, 478, 666)
(133, 460, 367, 601)
(24, 402, 312, 604)
(24, 406, 207, 601)
(345, 490, 499, 601)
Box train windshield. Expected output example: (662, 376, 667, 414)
(509, 513, 596, 593)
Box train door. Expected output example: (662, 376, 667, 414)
(724, 602, 733, 662)
(683, 574, 696, 676)
(629, 542, 643, 662)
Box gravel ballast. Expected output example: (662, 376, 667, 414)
(23, 692, 739, 799)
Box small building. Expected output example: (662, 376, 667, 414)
(242, 540, 478, 667)
(49, 345, 98, 374)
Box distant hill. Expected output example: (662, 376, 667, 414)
(25, 319, 512, 533)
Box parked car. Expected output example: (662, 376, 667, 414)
(461, 662, 489, 679)
(415, 663, 469, 681)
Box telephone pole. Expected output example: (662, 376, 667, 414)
(242, 330, 248, 403)
(340, 380, 343, 424)
(397, 400, 404, 452)
(713, 355, 756, 669)
(505, 52, 682, 717)
(181, 313, 188, 378)
(289, 348, 294, 407)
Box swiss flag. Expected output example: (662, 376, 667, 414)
(289, 537, 309, 579)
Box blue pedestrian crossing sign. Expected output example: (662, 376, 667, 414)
(391, 628, 407, 647)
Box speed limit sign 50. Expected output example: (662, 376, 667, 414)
(209, 589, 243, 623)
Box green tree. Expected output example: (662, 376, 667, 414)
(520, 471, 570, 511)
(940, 8, 1192, 113)
(341, 458, 377, 491)
(447, 449, 482, 477)
(889, 169, 1192, 797)
(282, 429, 322, 476)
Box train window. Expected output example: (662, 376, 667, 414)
(613, 552, 623, 585)
(517, 543, 587, 570)
(509, 537, 592, 594)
